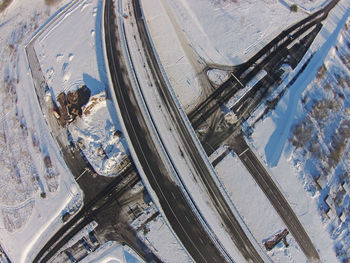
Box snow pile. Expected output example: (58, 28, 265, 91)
(70, 94, 129, 176)
(0, 0, 84, 262)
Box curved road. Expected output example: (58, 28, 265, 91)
(104, 0, 229, 262)
(188, 0, 340, 128)
(130, 0, 265, 262)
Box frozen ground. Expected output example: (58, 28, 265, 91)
(0, 0, 84, 262)
(34, 0, 129, 176)
(248, 1, 350, 261)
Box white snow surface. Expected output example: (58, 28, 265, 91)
(131, 207, 192, 263)
(0, 0, 85, 262)
(250, 126, 338, 262)
(69, 94, 129, 176)
(34, 0, 129, 176)
(140, 0, 332, 111)
(166, 0, 309, 65)
(215, 151, 308, 263)
(284, 0, 329, 12)
(35, 0, 106, 97)
(248, 1, 350, 262)
(140, 0, 204, 112)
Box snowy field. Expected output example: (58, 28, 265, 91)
(0, 0, 84, 262)
(165, 0, 309, 65)
(248, 1, 350, 261)
(141, 0, 332, 111)
(34, 0, 129, 176)
(215, 151, 308, 262)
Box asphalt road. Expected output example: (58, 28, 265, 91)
(26, 35, 126, 205)
(188, 0, 340, 129)
(130, 0, 268, 262)
(104, 0, 229, 262)
(33, 164, 138, 262)
(231, 134, 321, 262)
(25, 34, 144, 262)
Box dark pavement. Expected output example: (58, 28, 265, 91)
(130, 0, 266, 261)
(230, 134, 321, 262)
(104, 0, 230, 262)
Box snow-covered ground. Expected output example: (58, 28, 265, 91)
(69, 94, 129, 176)
(131, 206, 192, 263)
(34, 0, 129, 177)
(247, 1, 350, 261)
(284, 0, 330, 12)
(0, 0, 85, 262)
(118, 0, 270, 261)
(81, 241, 142, 263)
(140, 0, 332, 112)
(214, 150, 308, 262)
(140, 0, 204, 112)
(165, 0, 310, 65)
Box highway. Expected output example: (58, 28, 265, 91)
(188, 0, 340, 129)
(130, 0, 267, 262)
(104, 0, 229, 262)
(231, 134, 321, 262)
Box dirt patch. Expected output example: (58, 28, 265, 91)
(0, 0, 12, 12)
(44, 0, 61, 6)
(53, 85, 91, 126)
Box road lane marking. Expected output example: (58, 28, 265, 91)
(231, 72, 245, 88)
(238, 148, 249, 157)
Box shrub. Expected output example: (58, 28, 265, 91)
(291, 4, 298, 12)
